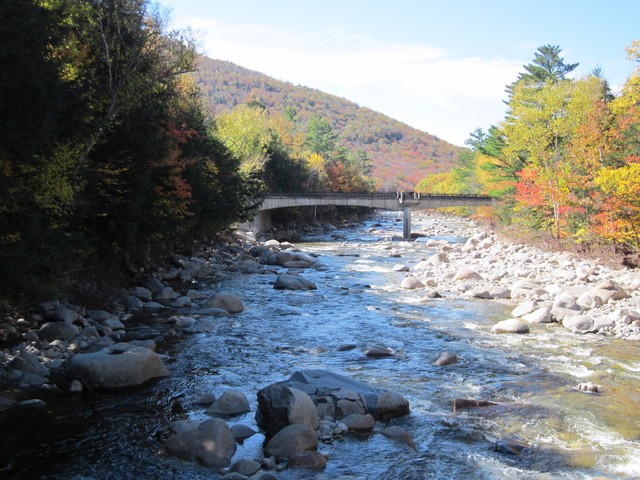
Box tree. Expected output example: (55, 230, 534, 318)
(502, 75, 604, 238)
(506, 45, 578, 101)
(215, 103, 272, 178)
(306, 115, 337, 156)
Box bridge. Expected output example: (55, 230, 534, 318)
(252, 192, 494, 239)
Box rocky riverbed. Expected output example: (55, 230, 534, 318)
(1, 211, 639, 478)
(388, 212, 640, 340)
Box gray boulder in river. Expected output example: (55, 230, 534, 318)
(257, 369, 410, 436)
(66, 342, 169, 390)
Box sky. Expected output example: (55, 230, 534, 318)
(160, 0, 639, 146)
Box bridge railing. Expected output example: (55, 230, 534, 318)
(263, 192, 494, 200)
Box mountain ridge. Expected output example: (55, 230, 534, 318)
(193, 56, 465, 190)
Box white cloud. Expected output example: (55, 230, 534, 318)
(177, 16, 521, 145)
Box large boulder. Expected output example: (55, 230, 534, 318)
(202, 293, 244, 313)
(282, 369, 409, 421)
(256, 384, 319, 437)
(164, 418, 236, 468)
(264, 424, 318, 460)
(66, 342, 169, 390)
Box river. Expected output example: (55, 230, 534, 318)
(1, 212, 639, 479)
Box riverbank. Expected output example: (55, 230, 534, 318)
(389, 211, 640, 340)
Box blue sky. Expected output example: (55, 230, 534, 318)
(160, 0, 639, 146)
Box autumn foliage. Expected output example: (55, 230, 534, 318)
(417, 43, 640, 254)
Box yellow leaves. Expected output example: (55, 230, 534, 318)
(595, 163, 640, 200)
(625, 40, 640, 64)
(215, 104, 272, 175)
(306, 152, 326, 172)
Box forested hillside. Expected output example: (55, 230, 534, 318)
(193, 57, 464, 190)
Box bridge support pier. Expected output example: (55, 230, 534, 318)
(402, 206, 412, 240)
(253, 210, 272, 233)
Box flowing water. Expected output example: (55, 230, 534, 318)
(1, 212, 639, 479)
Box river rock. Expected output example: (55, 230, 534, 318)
(562, 315, 596, 333)
(66, 342, 169, 390)
(230, 424, 256, 442)
(283, 260, 312, 269)
(453, 268, 483, 281)
(393, 263, 410, 272)
(273, 273, 317, 290)
(18, 372, 49, 387)
(185, 318, 217, 333)
(164, 418, 236, 468)
(123, 295, 144, 310)
(512, 300, 536, 318)
(46, 307, 81, 323)
(153, 286, 178, 301)
(401, 276, 424, 289)
(38, 321, 79, 342)
(510, 279, 542, 298)
(467, 286, 511, 299)
(202, 293, 244, 313)
(131, 286, 152, 301)
(288, 451, 327, 469)
(256, 384, 319, 437)
(380, 426, 416, 450)
(9, 351, 49, 377)
(494, 436, 529, 455)
(594, 279, 627, 299)
(283, 369, 410, 421)
(229, 459, 262, 476)
(434, 351, 458, 366)
(363, 345, 394, 358)
(206, 389, 250, 416)
(264, 424, 318, 460)
(452, 399, 498, 412)
(427, 252, 450, 266)
(491, 318, 529, 334)
(341, 413, 375, 432)
(521, 307, 553, 324)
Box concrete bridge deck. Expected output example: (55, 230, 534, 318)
(252, 192, 494, 239)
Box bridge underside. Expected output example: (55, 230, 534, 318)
(251, 195, 493, 239)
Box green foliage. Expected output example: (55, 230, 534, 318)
(306, 115, 337, 156)
(0, 0, 259, 302)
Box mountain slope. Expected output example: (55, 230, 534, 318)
(193, 56, 465, 191)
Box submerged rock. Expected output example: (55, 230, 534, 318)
(434, 351, 458, 366)
(164, 418, 236, 468)
(273, 273, 317, 290)
(380, 426, 416, 450)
